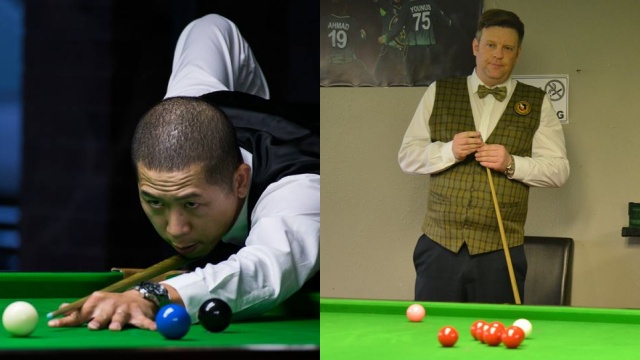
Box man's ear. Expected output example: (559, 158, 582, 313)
(472, 37, 479, 56)
(234, 163, 251, 198)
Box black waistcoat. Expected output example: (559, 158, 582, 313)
(190, 91, 319, 267)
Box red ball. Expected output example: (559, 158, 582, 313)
(502, 325, 525, 349)
(489, 320, 505, 333)
(437, 326, 459, 347)
(406, 304, 426, 322)
(484, 324, 503, 346)
(479, 322, 491, 343)
(470, 320, 486, 340)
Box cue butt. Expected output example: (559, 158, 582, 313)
(46, 254, 192, 319)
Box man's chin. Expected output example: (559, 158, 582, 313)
(182, 247, 212, 260)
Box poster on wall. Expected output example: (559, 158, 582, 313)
(320, 0, 483, 87)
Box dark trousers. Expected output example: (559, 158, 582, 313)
(413, 234, 527, 304)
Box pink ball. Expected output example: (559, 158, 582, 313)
(406, 303, 426, 322)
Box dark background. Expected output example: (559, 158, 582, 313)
(17, 0, 318, 271)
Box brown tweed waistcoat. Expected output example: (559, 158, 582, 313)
(422, 77, 544, 255)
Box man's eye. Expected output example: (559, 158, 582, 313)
(147, 199, 163, 208)
(185, 202, 199, 209)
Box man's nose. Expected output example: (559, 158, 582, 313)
(166, 210, 190, 237)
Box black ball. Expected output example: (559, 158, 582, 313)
(198, 298, 232, 333)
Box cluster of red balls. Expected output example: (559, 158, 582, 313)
(470, 320, 525, 349)
(435, 320, 525, 349)
(405, 303, 528, 349)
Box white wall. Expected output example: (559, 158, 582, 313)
(321, 0, 640, 308)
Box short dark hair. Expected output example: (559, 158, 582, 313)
(476, 9, 525, 46)
(131, 96, 243, 191)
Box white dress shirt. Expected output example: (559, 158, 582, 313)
(398, 69, 569, 188)
(161, 14, 319, 322)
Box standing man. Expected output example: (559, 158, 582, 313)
(397, 9, 569, 304)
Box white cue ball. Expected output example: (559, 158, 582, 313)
(2, 301, 39, 337)
(513, 318, 532, 337)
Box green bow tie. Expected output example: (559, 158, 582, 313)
(477, 85, 507, 101)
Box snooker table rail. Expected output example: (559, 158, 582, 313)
(321, 297, 640, 324)
(0, 272, 123, 298)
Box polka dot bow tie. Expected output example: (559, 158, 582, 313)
(477, 85, 507, 101)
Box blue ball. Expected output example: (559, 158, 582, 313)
(155, 304, 191, 340)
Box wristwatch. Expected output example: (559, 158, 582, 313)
(504, 155, 515, 178)
(133, 281, 170, 307)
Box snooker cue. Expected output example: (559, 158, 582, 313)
(485, 166, 522, 305)
(46, 254, 192, 319)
